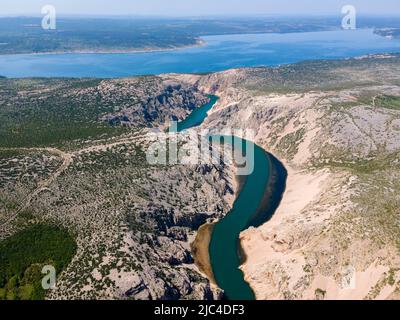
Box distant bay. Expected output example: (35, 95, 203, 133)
(0, 29, 399, 78)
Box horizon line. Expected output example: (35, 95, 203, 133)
(1, 13, 400, 19)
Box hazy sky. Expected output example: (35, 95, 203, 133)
(0, 0, 399, 16)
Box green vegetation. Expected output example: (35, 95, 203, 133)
(0, 224, 77, 300)
(315, 288, 327, 300)
(276, 128, 305, 160)
(303, 264, 312, 273)
(243, 56, 400, 94)
(365, 268, 400, 299)
(375, 95, 400, 110)
(0, 78, 130, 148)
(312, 151, 400, 175)
(331, 93, 400, 112)
(0, 76, 202, 149)
(0, 16, 341, 55)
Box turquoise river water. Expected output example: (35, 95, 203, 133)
(175, 96, 287, 300)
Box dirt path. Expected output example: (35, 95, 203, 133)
(0, 147, 72, 230)
(0, 136, 142, 230)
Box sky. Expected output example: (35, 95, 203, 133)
(0, 0, 399, 17)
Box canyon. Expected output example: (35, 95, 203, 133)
(1, 54, 400, 299)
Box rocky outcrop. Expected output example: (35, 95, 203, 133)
(25, 136, 236, 301)
(100, 78, 209, 128)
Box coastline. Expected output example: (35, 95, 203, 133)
(0, 38, 207, 57)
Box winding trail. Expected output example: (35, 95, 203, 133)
(0, 135, 142, 230)
(0, 147, 72, 230)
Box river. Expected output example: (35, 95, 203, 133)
(175, 96, 287, 300)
